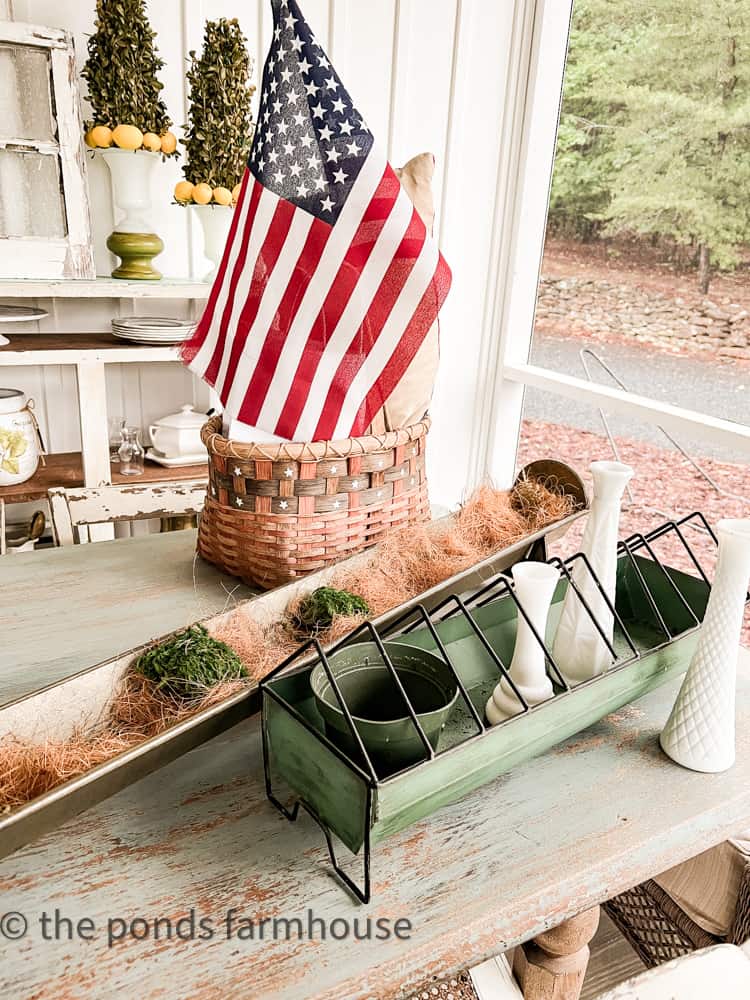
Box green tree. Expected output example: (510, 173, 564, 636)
(182, 18, 255, 190)
(82, 0, 172, 136)
(550, 0, 750, 291)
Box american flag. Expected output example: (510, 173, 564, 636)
(182, 0, 451, 442)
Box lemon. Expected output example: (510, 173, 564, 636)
(212, 186, 232, 206)
(112, 124, 144, 150)
(231, 183, 242, 204)
(142, 132, 161, 153)
(90, 125, 113, 148)
(160, 131, 177, 155)
(192, 183, 213, 205)
(174, 180, 195, 204)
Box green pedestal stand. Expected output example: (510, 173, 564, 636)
(107, 231, 164, 281)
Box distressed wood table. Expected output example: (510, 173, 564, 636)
(2, 653, 749, 1000)
(0, 530, 252, 706)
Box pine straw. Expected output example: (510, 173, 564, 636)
(0, 673, 249, 812)
(1, 481, 575, 812)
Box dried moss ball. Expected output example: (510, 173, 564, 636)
(292, 587, 371, 633)
(135, 624, 246, 698)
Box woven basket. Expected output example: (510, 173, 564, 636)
(198, 414, 431, 589)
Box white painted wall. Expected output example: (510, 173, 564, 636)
(3, 0, 531, 508)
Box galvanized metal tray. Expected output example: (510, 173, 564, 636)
(261, 513, 724, 902)
(0, 483, 586, 860)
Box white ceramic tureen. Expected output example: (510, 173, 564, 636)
(148, 404, 207, 459)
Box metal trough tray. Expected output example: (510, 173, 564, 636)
(261, 514, 723, 902)
(0, 497, 585, 860)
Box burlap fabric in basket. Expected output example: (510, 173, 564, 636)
(199, 414, 431, 588)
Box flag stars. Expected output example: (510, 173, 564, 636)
(346, 140, 361, 157)
(318, 123, 333, 141)
(279, 500, 289, 510)
(324, 75, 338, 92)
(297, 181, 309, 197)
(326, 147, 341, 163)
(317, 53, 330, 69)
(290, 162, 302, 178)
(272, 99, 283, 114)
(283, 139, 295, 156)
(305, 80, 319, 97)
(284, 12, 297, 28)
(333, 168, 348, 184)
(298, 56, 312, 75)
(331, 96, 347, 115)
(339, 119, 354, 136)
(300, 133, 313, 149)
(290, 35, 304, 53)
(280, 67, 292, 83)
(311, 102, 325, 120)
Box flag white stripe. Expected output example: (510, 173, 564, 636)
(332, 237, 440, 439)
(214, 188, 281, 397)
(224, 208, 316, 421)
(292, 188, 414, 440)
(187, 181, 257, 379)
(254, 146, 388, 431)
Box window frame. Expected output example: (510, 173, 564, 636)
(0, 20, 94, 279)
(485, 0, 750, 489)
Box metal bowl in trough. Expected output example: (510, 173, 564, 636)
(310, 641, 459, 772)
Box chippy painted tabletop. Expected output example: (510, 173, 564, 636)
(0, 530, 253, 707)
(2, 654, 750, 1000)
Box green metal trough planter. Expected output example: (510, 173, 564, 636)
(261, 512, 738, 903)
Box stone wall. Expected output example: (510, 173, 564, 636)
(535, 276, 750, 359)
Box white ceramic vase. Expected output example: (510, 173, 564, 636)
(486, 561, 559, 724)
(552, 461, 633, 685)
(660, 518, 750, 773)
(100, 147, 160, 233)
(192, 204, 232, 282)
(99, 148, 164, 279)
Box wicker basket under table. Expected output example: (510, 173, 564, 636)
(604, 862, 750, 968)
(199, 414, 431, 589)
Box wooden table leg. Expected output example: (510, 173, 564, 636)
(513, 905, 600, 1000)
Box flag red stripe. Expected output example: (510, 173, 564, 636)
(217, 198, 297, 402)
(355, 252, 452, 434)
(203, 178, 264, 386)
(272, 167, 400, 439)
(236, 217, 333, 427)
(312, 207, 426, 440)
(180, 169, 252, 370)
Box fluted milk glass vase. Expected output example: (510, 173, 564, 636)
(486, 561, 559, 724)
(552, 461, 633, 685)
(660, 518, 750, 773)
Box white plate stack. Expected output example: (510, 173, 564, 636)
(111, 317, 197, 345)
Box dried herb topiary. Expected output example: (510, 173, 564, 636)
(292, 587, 371, 634)
(135, 624, 246, 698)
(82, 0, 172, 136)
(182, 18, 255, 188)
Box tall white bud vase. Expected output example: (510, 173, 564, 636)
(552, 461, 633, 685)
(192, 205, 232, 282)
(660, 519, 750, 773)
(486, 562, 559, 724)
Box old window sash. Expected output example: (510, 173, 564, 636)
(0, 21, 94, 279)
(483, 0, 750, 490)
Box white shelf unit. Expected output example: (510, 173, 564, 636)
(0, 335, 207, 496)
(0, 278, 210, 299)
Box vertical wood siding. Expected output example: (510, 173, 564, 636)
(4, 0, 526, 508)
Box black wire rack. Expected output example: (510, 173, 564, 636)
(260, 511, 741, 902)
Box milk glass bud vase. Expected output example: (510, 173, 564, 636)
(660, 519, 750, 773)
(486, 562, 559, 724)
(552, 461, 633, 685)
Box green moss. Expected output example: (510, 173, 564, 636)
(135, 624, 246, 698)
(292, 587, 371, 633)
